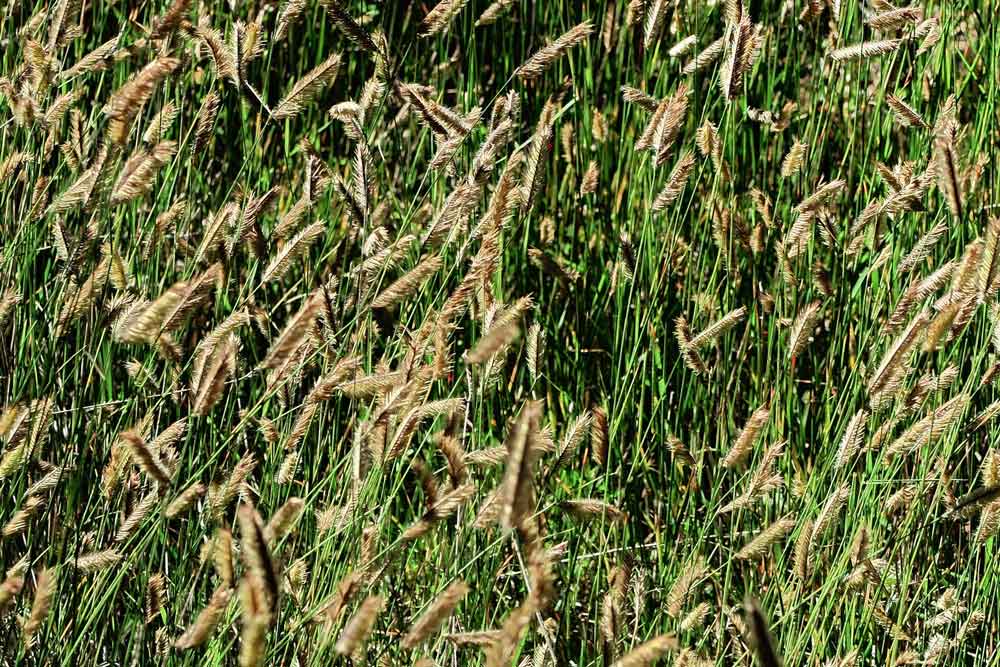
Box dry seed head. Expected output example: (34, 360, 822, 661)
(475, 0, 516, 26)
(669, 35, 698, 58)
(834, 410, 869, 468)
(22, 567, 56, 647)
(372, 255, 443, 309)
(688, 306, 747, 349)
(261, 222, 325, 284)
(401, 580, 470, 648)
(115, 491, 159, 543)
(421, 0, 470, 37)
(829, 39, 901, 61)
(683, 37, 725, 74)
(264, 497, 305, 545)
(736, 515, 796, 560)
(665, 558, 707, 618)
(237, 504, 280, 611)
(612, 634, 679, 667)
(560, 498, 626, 522)
(653, 151, 696, 212)
(515, 21, 593, 81)
(811, 484, 850, 544)
(781, 140, 807, 177)
(621, 85, 659, 112)
(723, 404, 770, 469)
(165, 482, 205, 518)
(174, 586, 233, 649)
(787, 301, 822, 362)
(885, 94, 928, 129)
(119, 430, 171, 487)
(867, 6, 922, 32)
(899, 221, 947, 274)
(335, 595, 384, 655)
(499, 400, 543, 530)
(73, 549, 123, 573)
(273, 54, 342, 120)
(2, 495, 46, 537)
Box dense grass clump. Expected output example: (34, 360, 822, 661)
(0, 0, 998, 665)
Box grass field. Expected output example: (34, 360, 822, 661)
(1, 0, 998, 665)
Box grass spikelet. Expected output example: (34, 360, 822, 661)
(337, 369, 407, 398)
(723, 404, 770, 469)
(793, 519, 813, 580)
(867, 6, 922, 32)
(829, 39, 901, 61)
(174, 587, 232, 649)
(466, 296, 533, 364)
(674, 316, 708, 374)
(237, 504, 280, 611)
(868, 309, 931, 402)
(688, 306, 747, 349)
(521, 111, 555, 211)
(22, 568, 55, 647)
(899, 221, 947, 274)
(402, 580, 470, 648)
(560, 498, 626, 522)
(811, 484, 850, 544)
(580, 159, 599, 196)
(422, 0, 470, 36)
(104, 57, 180, 144)
(73, 549, 123, 573)
(142, 102, 178, 144)
(643, 1, 669, 50)
(59, 36, 121, 80)
(261, 222, 325, 284)
(682, 37, 725, 74)
(978, 217, 1000, 299)
(720, 13, 756, 101)
(720, 440, 785, 513)
(665, 558, 707, 618)
(591, 406, 609, 465)
(780, 140, 807, 177)
(612, 634, 679, 667)
(165, 482, 205, 518)
(258, 290, 320, 373)
(190, 333, 237, 416)
(515, 21, 593, 82)
(264, 497, 305, 545)
(736, 516, 796, 560)
(115, 491, 158, 543)
(117, 263, 223, 344)
(193, 91, 221, 155)
(322, 0, 381, 54)
(834, 410, 869, 468)
(372, 255, 443, 309)
(272, 54, 342, 120)
(275, 0, 307, 41)
(2, 495, 45, 537)
(886, 94, 929, 129)
(120, 430, 171, 487)
(475, 0, 515, 26)
(935, 116, 964, 220)
(652, 151, 695, 211)
(744, 598, 782, 667)
(499, 400, 542, 530)
(796, 179, 845, 212)
(668, 35, 698, 58)
(238, 577, 269, 667)
(787, 300, 821, 362)
(885, 393, 970, 458)
(621, 85, 659, 111)
(335, 595, 384, 655)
